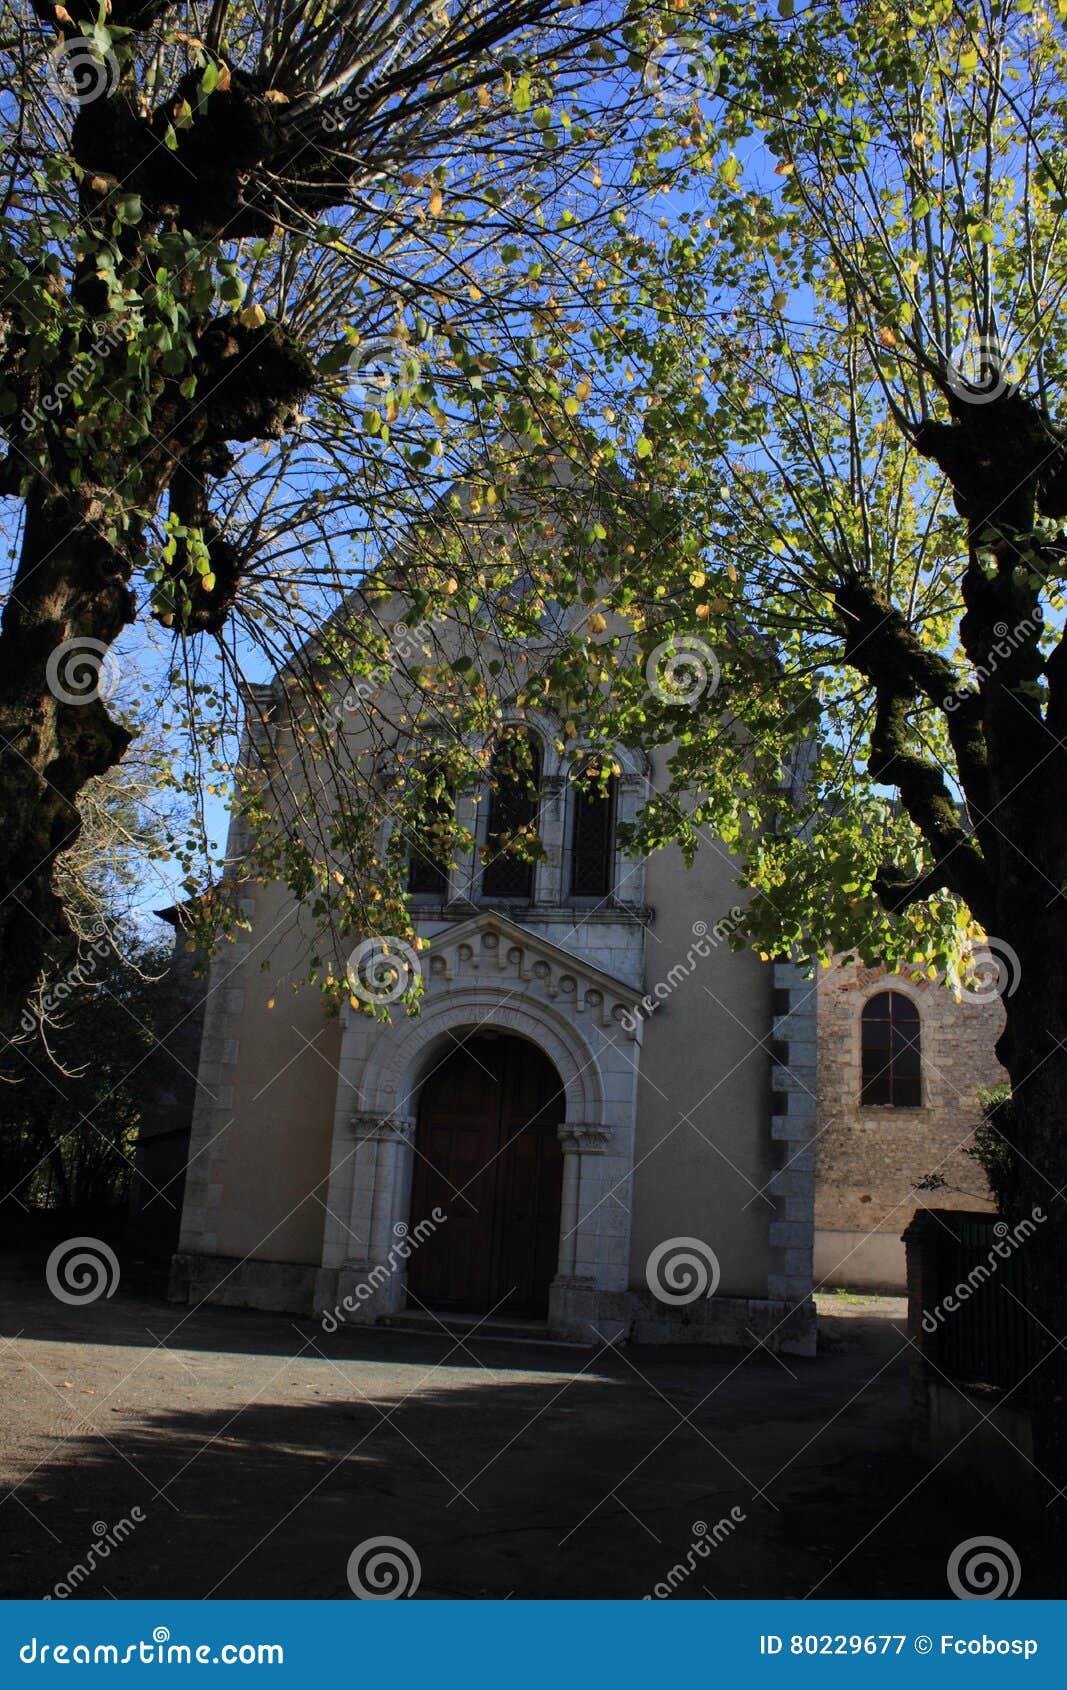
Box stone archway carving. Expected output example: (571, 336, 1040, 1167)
(360, 987, 604, 1126)
(315, 914, 642, 1339)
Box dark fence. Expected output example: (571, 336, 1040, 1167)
(905, 1209, 1041, 1393)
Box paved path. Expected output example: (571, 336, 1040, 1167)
(0, 1267, 1046, 1599)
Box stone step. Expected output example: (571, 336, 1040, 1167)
(379, 1310, 591, 1348)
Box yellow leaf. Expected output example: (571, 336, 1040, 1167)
(429, 187, 443, 216)
(239, 303, 267, 329)
(689, 570, 706, 588)
(587, 612, 607, 634)
(262, 89, 290, 103)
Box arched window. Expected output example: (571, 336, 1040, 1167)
(861, 991, 921, 1107)
(482, 731, 542, 899)
(405, 767, 455, 897)
(570, 765, 617, 898)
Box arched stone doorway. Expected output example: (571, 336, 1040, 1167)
(407, 1033, 565, 1317)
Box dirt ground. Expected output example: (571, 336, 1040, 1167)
(0, 1260, 1051, 1600)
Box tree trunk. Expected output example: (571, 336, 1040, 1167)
(995, 937, 1067, 1562)
(0, 485, 135, 1038)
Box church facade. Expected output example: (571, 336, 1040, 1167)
(168, 603, 819, 1354)
(166, 595, 1003, 1340)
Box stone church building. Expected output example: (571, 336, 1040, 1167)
(164, 582, 1004, 1345)
(167, 573, 821, 1355)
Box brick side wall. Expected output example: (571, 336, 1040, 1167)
(815, 961, 1006, 1240)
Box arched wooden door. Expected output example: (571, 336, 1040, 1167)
(407, 1033, 565, 1317)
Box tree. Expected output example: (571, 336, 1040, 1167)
(1, 933, 178, 1229)
(0, 0, 717, 1034)
(3, 710, 189, 1229)
(558, 0, 1067, 1508)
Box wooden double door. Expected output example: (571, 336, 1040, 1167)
(407, 1033, 565, 1317)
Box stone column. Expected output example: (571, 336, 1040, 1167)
(315, 1113, 416, 1325)
(613, 773, 648, 906)
(534, 775, 566, 905)
(446, 790, 481, 910)
(550, 1123, 617, 1339)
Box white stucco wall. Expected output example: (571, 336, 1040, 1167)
(633, 831, 775, 1298)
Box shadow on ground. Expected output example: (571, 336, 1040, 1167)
(0, 1259, 1053, 1600)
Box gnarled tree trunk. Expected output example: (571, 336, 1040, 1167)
(0, 487, 136, 1037)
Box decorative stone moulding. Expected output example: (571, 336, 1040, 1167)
(558, 1123, 614, 1155)
(419, 912, 643, 1038)
(348, 1113, 416, 1143)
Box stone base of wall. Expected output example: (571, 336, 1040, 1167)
(313, 1264, 403, 1327)
(814, 1228, 906, 1293)
(625, 1288, 817, 1355)
(169, 1252, 319, 1316)
(171, 1254, 816, 1355)
(550, 1276, 817, 1355)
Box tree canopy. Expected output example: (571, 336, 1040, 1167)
(0, 0, 724, 1031)
(559, 0, 1067, 995)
